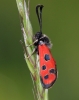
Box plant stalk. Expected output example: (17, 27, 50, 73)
(16, 0, 48, 100)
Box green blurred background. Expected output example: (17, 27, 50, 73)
(0, 0, 79, 100)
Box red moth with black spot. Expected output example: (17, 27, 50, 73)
(27, 4, 57, 89)
(33, 5, 57, 89)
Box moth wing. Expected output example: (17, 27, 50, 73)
(38, 44, 57, 88)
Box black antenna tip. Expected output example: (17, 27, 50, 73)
(36, 4, 44, 9)
(36, 4, 44, 33)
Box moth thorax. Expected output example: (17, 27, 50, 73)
(35, 32, 42, 39)
(39, 41, 44, 45)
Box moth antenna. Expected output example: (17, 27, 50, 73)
(36, 4, 44, 34)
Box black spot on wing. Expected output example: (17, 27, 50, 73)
(49, 69, 57, 74)
(44, 54, 50, 61)
(44, 75, 49, 79)
(42, 65, 46, 70)
(40, 76, 57, 89)
(49, 69, 55, 73)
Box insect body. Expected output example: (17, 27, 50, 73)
(33, 5, 57, 88)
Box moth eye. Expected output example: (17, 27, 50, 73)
(44, 54, 50, 61)
(44, 75, 49, 79)
(49, 69, 56, 74)
(42, 65, 46, 70)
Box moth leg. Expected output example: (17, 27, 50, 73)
(20, 40, 37, 59)
(26, 39, 38, 47)
(26, 48, 36, 59)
